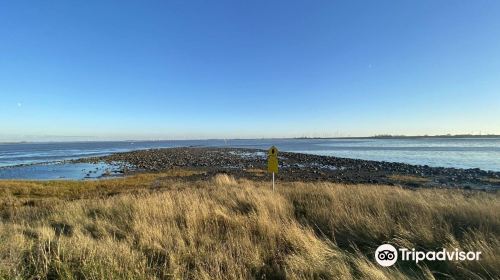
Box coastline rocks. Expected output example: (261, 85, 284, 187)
(78, 147, 500, 190)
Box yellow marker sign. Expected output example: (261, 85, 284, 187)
(267, 146, 279, 174)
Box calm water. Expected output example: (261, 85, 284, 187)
(0, 162, 122, 180)
(0, 138, 499, 179)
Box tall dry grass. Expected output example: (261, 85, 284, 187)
(0, 173, 498, 279)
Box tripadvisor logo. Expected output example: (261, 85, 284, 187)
(374, 244, 481, 267)
(375, 244, 398, 267)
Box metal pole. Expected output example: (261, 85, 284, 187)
(272, 172, 275, 192)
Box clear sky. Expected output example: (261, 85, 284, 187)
(1, 0, 499, 141)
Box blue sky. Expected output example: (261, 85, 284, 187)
(1, 0, 499, 141)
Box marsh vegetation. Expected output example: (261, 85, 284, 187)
(0, 172, 498, 279)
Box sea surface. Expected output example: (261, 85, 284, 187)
(1, 138, 499, 179)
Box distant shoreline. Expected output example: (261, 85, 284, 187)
(295, 135, 500, 140)
(1, 135, 500, 144)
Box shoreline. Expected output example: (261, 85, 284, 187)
(1, 146, 499, 190)
(2, 138, 500, 174)
(77, 147, 500, 190)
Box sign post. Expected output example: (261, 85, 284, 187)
(267, 146, 279, 191)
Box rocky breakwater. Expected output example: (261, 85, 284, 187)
(80, 147, 500, 190)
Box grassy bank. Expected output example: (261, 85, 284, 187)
(0, 172, 499, 279)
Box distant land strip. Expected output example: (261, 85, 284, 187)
(295, 134, 500, 140)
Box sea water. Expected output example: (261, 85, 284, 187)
(0, 138, 499, 179)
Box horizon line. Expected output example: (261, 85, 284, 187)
(1, 134, 500, 144)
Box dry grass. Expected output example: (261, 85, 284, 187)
(388, 174, 431, 185)
(0, 173, 498, 279)
(245, 169, 267, 177)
